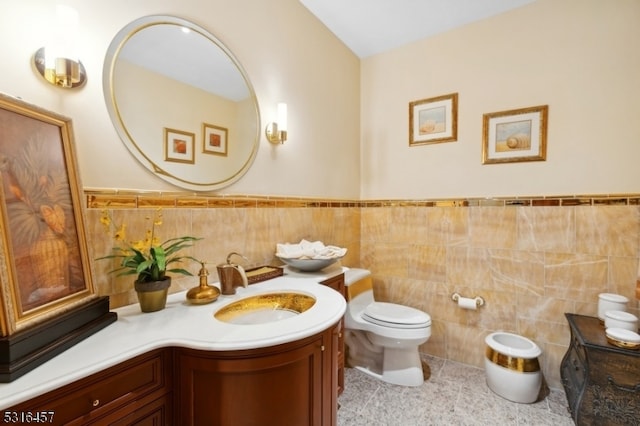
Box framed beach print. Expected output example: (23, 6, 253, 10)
(409, 93, 458, 146)
(202, 123, 228, 156)
(164, 127, 195, 164)
(0, 94, 96, 336)
(482, 105, 548, 164)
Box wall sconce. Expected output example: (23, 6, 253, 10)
(265, 103, 288, 144)
(33, 5, 86, 89)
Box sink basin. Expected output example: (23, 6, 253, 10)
(214, 292, 316, 325)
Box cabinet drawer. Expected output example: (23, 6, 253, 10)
(95, 392, 172, 426)
(571, 336, 586, 363)
(11, 350, 168, 425)
(589, 349, 640, 387)
(564, 346, 586, 387)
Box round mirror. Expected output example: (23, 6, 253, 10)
(103, 15, 260, 191)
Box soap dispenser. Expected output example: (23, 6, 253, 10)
(186, 261, 221, 304)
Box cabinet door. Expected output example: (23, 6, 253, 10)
(580, 349, 640, 425)
(176, 335, 326, 426)
(8, 350, 170, 425)
(560, 339, 587, 415)
(321, 273, 345, 394)
(321, 273, 345, 296)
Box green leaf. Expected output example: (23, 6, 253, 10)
(166, 267, 194, 276)
(153, 245, 166, 271)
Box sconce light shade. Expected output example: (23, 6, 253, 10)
(33, 5, 86, 89)
(266, 102, 288, 144)
(34, 47, 86, 89)
(277, 103, 287, 132)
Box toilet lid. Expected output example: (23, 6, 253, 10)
(363, 302, 431, 329)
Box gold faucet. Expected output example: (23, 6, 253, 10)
(217, 252, 249, 295)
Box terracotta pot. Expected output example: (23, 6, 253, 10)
(134, 277, 171, 312)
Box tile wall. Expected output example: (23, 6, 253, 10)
(85, 191, 362, 309)
(85, 190, 640, 390)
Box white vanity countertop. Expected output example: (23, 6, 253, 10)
(0, 266, 347, 409)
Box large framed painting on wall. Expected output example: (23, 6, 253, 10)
(0, 93, 97, 337)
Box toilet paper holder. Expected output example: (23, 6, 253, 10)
(451, 292, 485, 308)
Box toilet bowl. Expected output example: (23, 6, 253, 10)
(344, 268, 431, 387)
(484, 332, 542, 403)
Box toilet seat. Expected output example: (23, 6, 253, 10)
(363, 302, 431, 329)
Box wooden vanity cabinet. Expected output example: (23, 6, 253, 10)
(174, 323, 339, 426)
(5, 276, 345, 425)
(7, 349, 172, 425)
(320, 272, 345, 395)
(561, 313, 640, 425)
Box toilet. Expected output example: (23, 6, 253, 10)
(484, 332, 543, 403)
(343, 268, 431, 387)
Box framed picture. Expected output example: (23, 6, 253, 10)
(202, 123, 228, 156)
(482, 105, 548, 164)
(0, 94, 96, 336)
(164, 127, 195, 164)
(409, 93, 458, 146)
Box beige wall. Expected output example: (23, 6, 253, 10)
(86, 200, 362, 309)
(3, 0, 640, 394)
(87, 193, 640, 391)
(360, 0, 640, 199)
(115, 60, 251, 183)
(0, 0, 361, 198)
(354, 0, 640, 389)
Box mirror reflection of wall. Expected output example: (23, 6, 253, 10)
(104, 16, 260, 191)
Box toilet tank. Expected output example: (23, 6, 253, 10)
(344, 268, 374, 310)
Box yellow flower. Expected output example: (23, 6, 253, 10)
(154, 210, 163, 226)
(96, 207, 202, 283)
(114, 223, 126, 241)
(131, 239, 147, 252)
(99, 210, 111, 231)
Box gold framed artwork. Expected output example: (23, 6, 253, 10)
(164, 127, 195, 164)
(482, 105, 548, 164)
(0, 94, 96, 336)
(202, 123, 228, 156)
(409, 93, 458, 146)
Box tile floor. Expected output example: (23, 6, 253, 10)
(337, 355, 574, 425)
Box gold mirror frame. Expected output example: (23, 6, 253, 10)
(103, 15, 260, 191)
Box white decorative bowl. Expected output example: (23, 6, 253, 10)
(598, 293, 629, 321)
(277, 256, 342, 272)
(605, 327, 640, 350)
(604, 310, 638, 332)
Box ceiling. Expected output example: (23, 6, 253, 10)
(118, 24, 249, 100)
(300, 0, 536, 58)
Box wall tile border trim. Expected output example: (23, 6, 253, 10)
(84, 189, 640, 209)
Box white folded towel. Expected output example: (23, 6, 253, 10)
(276, 239, 347, 259)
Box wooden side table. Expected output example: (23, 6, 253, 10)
(561, 313, 640, 425)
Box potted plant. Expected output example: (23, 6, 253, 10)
(97, 208, 201, 312)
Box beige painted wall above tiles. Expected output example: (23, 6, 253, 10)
(2, 1, 638, 201)
(360, 0, 640, 199)
(0, 0, 361, 198)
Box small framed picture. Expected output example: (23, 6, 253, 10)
(482, 105, 548, 164)
(409, 93, 458, 146)
(202, 123, 228, 156)
(164, 128, 195, 164)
